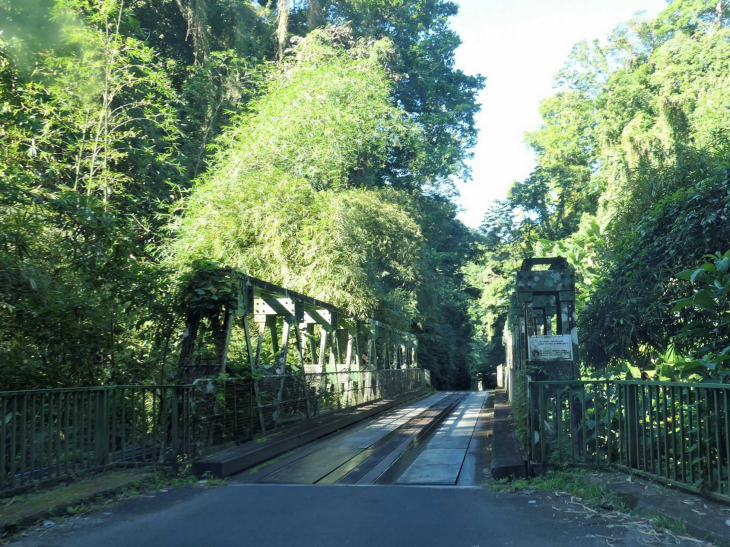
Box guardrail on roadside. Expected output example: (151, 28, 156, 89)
(527, 379, 730, 503)
(0, 368, 427, 493)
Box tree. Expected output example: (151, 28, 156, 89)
(312, 0, 486, 194)
(167, 30, 420, 321)
(1, 0, 483, 390)
(476, 0, 730, 379)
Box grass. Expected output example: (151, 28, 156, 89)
(646, 512, 686, 535)
(117, 468, 227, 496)
(489, 469, 628, 512)
(487, 469, 691, 538)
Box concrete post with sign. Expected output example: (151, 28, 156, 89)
(503, 257, 580, 462)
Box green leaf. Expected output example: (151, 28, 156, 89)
(692, 289, 717, 311)
(671, 297, 693, 312)
(676, 269, 695, 280)
(679, 360, 707, 377)
(690, 266, 710, 282)
(715, 256, 730, 273)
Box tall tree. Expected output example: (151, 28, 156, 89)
(474, 0, 730, 379)
(0, 0, 483, 390)
(276, 0, 289, 59)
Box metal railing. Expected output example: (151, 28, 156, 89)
(0, 385, 194, 493)
(1, 369, 425, 492)
(527, 379, 730, 502)
(194, 369, 424, 451)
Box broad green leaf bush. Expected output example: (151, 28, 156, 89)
(664, 250, 730, 381)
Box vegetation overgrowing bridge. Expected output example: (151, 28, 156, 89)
(177, 267, 418, 381)
(0, 271, 425, 494)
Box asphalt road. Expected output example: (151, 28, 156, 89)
(10, 482, 692, 547)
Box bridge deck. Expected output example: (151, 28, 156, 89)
(236, 391, 490, 487)
(396, 392, 486, 485)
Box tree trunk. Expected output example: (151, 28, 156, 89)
(718, 1, 726, 27)
(307, 0, 322, 30)
(174, 0, 210, 63)
(276, 0, 290, 60)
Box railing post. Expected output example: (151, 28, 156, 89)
(557, 387, 563, 465)
(617, 383, 624, 465)
(46, 393, 53, 479)
(538, 383, 546, 464)
(1, 398, 6, 486)
(625, 383, 638, 469)
(171, 388, 180, 464)
(93, 391, 102, 467)
(605, 383, 612, 464)
(526, 378, 533, 464)
(11, 396, 19, 487)
(724, 389, 730, 496)
(568, 385, 575, 463)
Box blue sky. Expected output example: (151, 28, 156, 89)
(450, 0, 668, 229)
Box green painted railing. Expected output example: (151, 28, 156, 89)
(0, 385, 195, 493)
(527, 379, 730, 503)
(193, 369, 424, 449)
(0, 369, 425, 493)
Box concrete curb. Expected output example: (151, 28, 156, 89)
(193, 389, 431, 478)
(0, 470, 150, 532)
(491, 389, 526, 480)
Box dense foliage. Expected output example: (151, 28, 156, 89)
(474, 0, 730, 382)
(0, 0, 484, 389)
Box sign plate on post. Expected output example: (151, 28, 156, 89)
(528, 335, 573, 361)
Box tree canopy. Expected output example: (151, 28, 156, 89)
(0, 0, 484, 389)
(474, 0, 730, 382)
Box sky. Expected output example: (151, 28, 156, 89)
(450, 0, 668, 229)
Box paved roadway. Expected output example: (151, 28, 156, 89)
(10, 392, 704, 546)
(9, 484, 633, 547)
